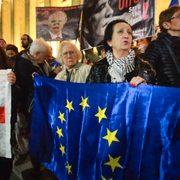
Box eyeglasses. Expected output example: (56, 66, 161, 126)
(170, 14, 180, 20)
(62, 51, 75, 57)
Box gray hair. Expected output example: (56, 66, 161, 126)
(29, 37, 51, 55)
(48, 11, 67, 24)
(56, 41, 82, 65)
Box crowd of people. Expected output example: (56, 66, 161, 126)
(1, 4, 180, 180)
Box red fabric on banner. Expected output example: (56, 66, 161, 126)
(0, 107, 5, 123)
(143, 2, 149, 20)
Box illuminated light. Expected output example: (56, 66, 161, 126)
(93, 47, 98, 54)
(51, 41, 57, 57)
(71, 39, 80, 50)
(72, 40, 76, 44)
(61, 0, 71, 6)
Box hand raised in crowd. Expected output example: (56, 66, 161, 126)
(130, 76, 147, 87)
(7, 72, 16, 84)
(32, 72, 39, 79)
(53, 66, 62, 74)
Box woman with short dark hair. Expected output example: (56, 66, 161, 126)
(6, 44, 18, 58)
(144, 5, 180, 87)
(0, 46, 16, 83)
(86, 19, 155, 85)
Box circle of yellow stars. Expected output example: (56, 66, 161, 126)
(55, 96, 123, 178)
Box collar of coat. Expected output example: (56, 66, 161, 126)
(65, 62, 82, 73)
(21, 50, 49, 68)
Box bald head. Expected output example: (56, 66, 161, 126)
(48, 11, 67, 36)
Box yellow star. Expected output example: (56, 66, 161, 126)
(95, 106, 107, 123)
(59, 143, 66, 156)
(58, 111, 66, 124)
(104, 155, 123, 172)
(103, 128, 120, 147)
(65, 100, 74, 113)
(56, 127, 64, 138)
(101, 175, 113, 180)
(79, 96, 90, 111)
(66, 161, 72, 175)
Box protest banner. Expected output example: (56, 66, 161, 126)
(36, 5, 82, 41)
(0, 69, 11, 158)
(81, 0, 155, 50)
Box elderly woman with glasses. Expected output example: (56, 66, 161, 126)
(86, 19, 155, 85)
(55, 41, 91, 83)
(144, 5, 180, 87)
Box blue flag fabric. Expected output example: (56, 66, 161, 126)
(30, 75, 180, 180)
(169, 0, 179, 7)
(49, 59, 61, 68)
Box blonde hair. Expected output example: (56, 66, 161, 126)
(56, 41, 82, 64)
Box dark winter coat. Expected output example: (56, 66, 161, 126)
(144, 32, 180, 87)
(14, 52, 56, 128)
(86, 56, 155, 84)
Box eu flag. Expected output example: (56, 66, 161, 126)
(30, 75, 180, 180)
(169, 0, 179, 7)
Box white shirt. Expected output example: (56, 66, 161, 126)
(49, 30, 63, 39)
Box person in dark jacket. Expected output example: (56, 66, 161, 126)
(21, 34, 33, 50)
(0, 47, 16, 180)
(15, 37, 60, 131)
(86, 19, 155, 86)
(137, 37, 152, 59)
(14, 38, 61, 173)
(144, 5, 180, 87)
(0, 38, 6, 51)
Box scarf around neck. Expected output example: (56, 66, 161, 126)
(106, 49, 135, 83)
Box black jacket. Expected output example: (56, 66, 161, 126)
(41, 31, 70, 41)
(86, 56, 155, 84)
(14, 52, 56, 128)
(144, 32, 180, 87)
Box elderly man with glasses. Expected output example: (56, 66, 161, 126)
(21, 34, 33, 50)
(144, 5, 180, 87)
(55, 41, 91, 83)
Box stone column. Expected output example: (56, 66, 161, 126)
(25, 0, 30, 35)
(14, 0, 25, 50)
(71, 0, 83, 6)
(1, 0, 11, 43)
(29, 0, 37, 40)
(51, 0, 58, 6)
(0, 0, 2, 39)
(44, 0, 51, 6)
